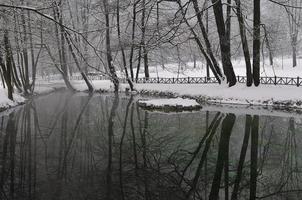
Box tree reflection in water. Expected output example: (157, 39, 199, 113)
(0, 92, 302, 200)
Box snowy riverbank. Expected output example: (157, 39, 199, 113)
(0, 89, 25, 111)
(33, 79, 302, 111)
(138, 97, 202, 112)
(136, 83, 302, 110)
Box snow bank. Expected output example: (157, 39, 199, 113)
(135, 84, 302, 110)
(138, 97, 202, 112)
(0, 89, 25, 111)
(139, 97, 200, 107)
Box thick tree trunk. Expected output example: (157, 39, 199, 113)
(250, 115, 259, 200)
(235, 0, 253, 86)
(1, 31, 14, 100)
(253, 0, 261, 86)
(209, 114, 236, 200)
(211, 0, 237, 86)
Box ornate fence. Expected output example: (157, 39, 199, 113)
(132, 76, 302, 87)
(40, 75, 302, 87)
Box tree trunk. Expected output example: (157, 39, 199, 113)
(209, 114, 236, 200)
(211, 0, 237, 86)
(117, 0, 134, 91)
(226, 0, 232, 56)
(176, 1, 222, 83)
(192, 0, 223, 79)
(103, 0, 119, 92)
(235, 0, 253, 86)
(250, 115, 259, 200)
(253, 0, 261, 86)
(21, 5, 30, 93)
(129, 0, 138, 81)
(53, 5, 75, 91)
(141, 0, 149, 80)
(64, 32, 94, 92)
(1, 31, 14, 100)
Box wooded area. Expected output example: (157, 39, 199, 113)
(0, 0, 301, 99)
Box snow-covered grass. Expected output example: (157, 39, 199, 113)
(29, 57, 302, 113)
(34, 79, 302, 109)
(138, 97, 200, 107)
(138, 97, 202, 112)
(135, 57, 302, 78)
(0, 89, 25, 111)
(135, 83, 302, 108)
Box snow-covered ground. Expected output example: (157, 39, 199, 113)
(33, 79, 302, 109)
(0, 56, 295, 114)
(138, 97, 200, 107)
(135, 83, 302, 107)
(135, 57, 302, 78)
(0, 89, 25, 111)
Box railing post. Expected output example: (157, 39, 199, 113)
(297, 76, 300, 87)
(172, 77, 175, 83)
(188, 77, 190, 83)
(237, 76, 240, 82)
(274, 76, 277, 85)
(157, 77, 160, 83)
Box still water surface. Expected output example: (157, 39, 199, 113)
(0, 92, 302, 200)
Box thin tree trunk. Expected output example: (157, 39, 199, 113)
(235, 0, 253, 86)
(21, 6, 30, 93)
(253, 0, 261, 86)
(141, 0, 149, 80)
(129, 0, 138, 81)
(226, 0, 232, 56)
(231, 115, 252, 200)
(192, 0, 223, 79)
(64, 32, 94, 92)
(176, 1, 222, 83)
(103, 0, 119, 92)
(117, 0, 134, 91)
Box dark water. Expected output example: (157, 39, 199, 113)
(0, 92, 302, 200)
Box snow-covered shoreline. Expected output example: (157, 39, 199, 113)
(135, 83, 302, 112)
(33, 80, 302, 111)
(138, 97, 202, 112)
(5, 79, 301, 116)
(0, 89, 26, 112)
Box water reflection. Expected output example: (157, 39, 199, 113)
(0, 92, 302, 200)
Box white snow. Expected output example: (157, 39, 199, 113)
(134, 57, 302, 78)
(0, 88, 25, 109)
(138, 97, 200, 107)
(135, 83, 302, 107)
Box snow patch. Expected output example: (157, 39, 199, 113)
(139, 97, 200, 107)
